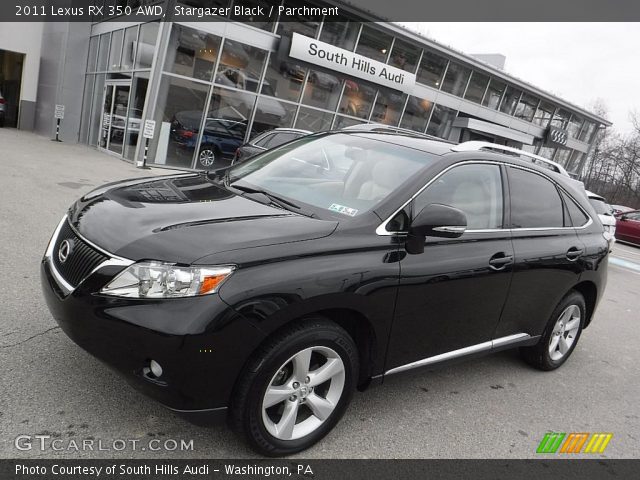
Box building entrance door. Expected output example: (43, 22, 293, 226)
(99, 81, 131, 156)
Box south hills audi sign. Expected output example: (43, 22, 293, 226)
(288, 32, 416, 94)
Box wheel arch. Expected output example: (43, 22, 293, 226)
(571, 280, 598, 328)
(239, 307, 379, 392)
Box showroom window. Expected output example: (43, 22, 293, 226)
(295, 106, 334, 132)
(464, 71, 490, 104)
(499, 85, 522, 116)
(87, 36, 99, 72)
(164, 25, 222, 82)
(551, 108, 571, 129)
(97, 34, 110, 72)
(371, 89, 406, 126)
(567, 114, 584, 139)
(333, 115, 366, 129)
(482, 78, 505, 110)
(416, 50, 448, 89)
(508, 167, 564, 228)
(135, 22, 159, 69)
(579, 121, 596, 142)
(566, 150, 584, 174)
(319, 20, 360, 51)
(108, 29, 124, 70)
(301, 70, 343, 110)
(149, 75, 209, 169)
(440, 61, 471, 97)
(338, 80, 376, 119)
(252, 97, 297, 135)
(426, 104, 458, 139)
(514, 93, 539, 122)
(400, 96, 432, 132)
(356, 25, 393, 63)
(215, 39, 267, 92)
(533, 101, 554, 127)
(554, 148, 571, 166)
(264, 53, 307, 102)
(388, 39, 420, 73)
(121, 26, 139, 70)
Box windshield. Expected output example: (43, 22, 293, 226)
(589, 197, 613, 216)
(227, 133, 438, 217)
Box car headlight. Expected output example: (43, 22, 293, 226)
(100, 261, 234, 298)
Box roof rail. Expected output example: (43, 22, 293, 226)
(341, 123, 456, 143)
(451, 141, 570, 177)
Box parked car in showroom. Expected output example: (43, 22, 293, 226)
(586, 190, 616, 245)
(170, 111, 251, 168)
(41, 132, 608, 456)
(615, 209, 640, 246)
(232, 128, 311, 165)
(0, 90, 6, 127)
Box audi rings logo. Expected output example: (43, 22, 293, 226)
(58, 239, 73, 264)
(547, 127, 568, 146)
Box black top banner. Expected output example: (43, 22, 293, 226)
(2, 0, 640, 22)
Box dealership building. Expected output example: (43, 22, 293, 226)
(0, 0, 611, 176)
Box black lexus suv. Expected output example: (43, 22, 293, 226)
(41, 131, 608, 456)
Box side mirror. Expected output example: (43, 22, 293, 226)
(406, 204, 467, 255)
(619, 215, 628, 221)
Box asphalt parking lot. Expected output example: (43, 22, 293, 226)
(0, 129, 638, 459)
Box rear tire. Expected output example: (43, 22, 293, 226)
(520, 290, 585, 371)
(230, 317, 358, 456)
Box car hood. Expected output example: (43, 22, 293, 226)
(69, 174, 338, 264)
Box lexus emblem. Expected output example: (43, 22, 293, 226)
(58, 239, 73, 264)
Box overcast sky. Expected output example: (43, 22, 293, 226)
(399, 23, 638, 134)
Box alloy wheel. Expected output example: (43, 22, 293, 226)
(548, 304, 581, 361)
(199, 149, 215, 167)
(261, 346, 345, 441)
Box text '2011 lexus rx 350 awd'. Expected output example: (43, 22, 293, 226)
(41, 131, 608, 456)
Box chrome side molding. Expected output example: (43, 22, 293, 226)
(385, 333, 531, 376)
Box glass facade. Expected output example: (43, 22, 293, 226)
(82, 12, 603, 173)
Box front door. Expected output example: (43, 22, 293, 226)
(386, 162, 515, 371)
(100, 81, 131, 156)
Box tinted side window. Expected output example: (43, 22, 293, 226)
(508, 167, 564, 228)
(253, 133, 274, 148)
(413, 164, 504, 230)
(267, 132, 299, 148)
(563, 191, 590, 227)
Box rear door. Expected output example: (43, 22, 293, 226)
(494, 166, 585, 339)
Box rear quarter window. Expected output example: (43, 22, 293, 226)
(508, 167, 564, 228)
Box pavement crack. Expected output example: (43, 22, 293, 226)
(0, 326, 61, 349)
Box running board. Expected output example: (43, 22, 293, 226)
(385, 333, 533, 376)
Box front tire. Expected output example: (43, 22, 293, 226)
(520, 290, 585, 371)
(198, 145, 218, 168)
(230, 318, 358, 456)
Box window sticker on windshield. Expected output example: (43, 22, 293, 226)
(329, 203, 358, 217)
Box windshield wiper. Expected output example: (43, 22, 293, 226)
(230, 183, 303, 212)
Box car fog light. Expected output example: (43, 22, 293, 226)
(150, 360, 163, 378)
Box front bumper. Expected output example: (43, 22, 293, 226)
(41, 250, 266, 425)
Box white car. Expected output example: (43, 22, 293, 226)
(586, 190, 616, 245)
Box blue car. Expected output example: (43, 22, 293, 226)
(171, 111, 253, 169)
